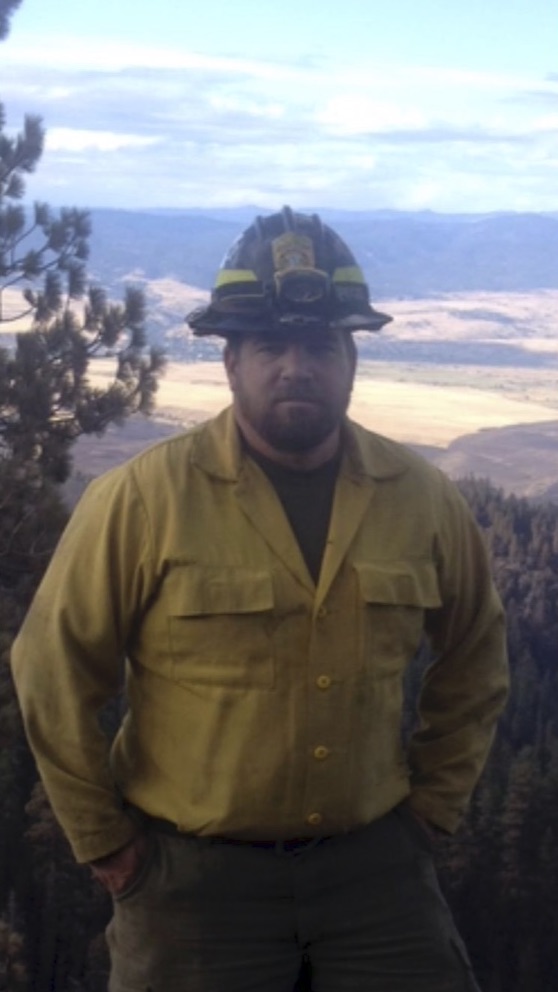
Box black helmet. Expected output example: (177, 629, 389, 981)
(186, 206, 392, 337)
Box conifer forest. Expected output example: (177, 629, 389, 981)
(1, 476, 557, 991)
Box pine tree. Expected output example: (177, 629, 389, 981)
(0, 105, 165, 485)
(0, 0, 22, 41)
(0, 5, 166, 983)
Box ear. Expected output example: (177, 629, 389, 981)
(344, 332, 357, 379)
(223, 342, 238, 392)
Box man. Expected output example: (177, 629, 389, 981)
(11, 207, 508, 992)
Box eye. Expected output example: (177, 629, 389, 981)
(256, 341, 285, 356)
(305, 339, 339, 357)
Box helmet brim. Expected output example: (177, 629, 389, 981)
(186, 304, 392, 338)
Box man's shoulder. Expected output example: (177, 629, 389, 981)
(96, 422, 202, 481)
(82, 411, 230, 500)
(347, 419, 448, 483)
(123, 420, 207, 471)
(347, 420, 472, 527)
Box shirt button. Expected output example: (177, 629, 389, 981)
(306, 812, 323, 827)
(313, 746, 329, 760)
(316, 675, 331, 689)
(317, 606, 328, 618)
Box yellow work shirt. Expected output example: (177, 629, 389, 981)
(11, 408, 509, 863)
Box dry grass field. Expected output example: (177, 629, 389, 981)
(3, 285, 558, 497)
(124, 358, 558, 449)
(3, 323, 557, 452)
(70, 355, 558, 499)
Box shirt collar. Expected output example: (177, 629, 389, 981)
(190, 406, 409, 483)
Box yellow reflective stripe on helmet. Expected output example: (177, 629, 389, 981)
(332, 266, 366, 284)
(215, 269, 259, 287)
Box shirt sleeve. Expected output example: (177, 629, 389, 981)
(406, 477, 509, 833)
(10, 467, 153, 863)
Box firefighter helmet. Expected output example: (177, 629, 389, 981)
(186, 206, 392, 337)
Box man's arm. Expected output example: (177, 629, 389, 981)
(407, 480, 509, 833)
(11, 467, 152, 863)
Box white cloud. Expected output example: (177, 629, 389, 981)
(317, 96, 427, 135)
(208, 94, 285, 119)
(2, 36, 303, 79)
(530, 114, 558, 133)
(3, 25, 558, 212)
(45, 129, 161, 152)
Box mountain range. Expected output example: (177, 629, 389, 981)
(88, 207, 558, 299)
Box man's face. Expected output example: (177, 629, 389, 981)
(223, 329, 356, 455)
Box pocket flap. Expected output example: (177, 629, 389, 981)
(355, 560, 441, 609)
(166, 565, 274, 617)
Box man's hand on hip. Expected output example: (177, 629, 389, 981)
(89, 833, 150, 897)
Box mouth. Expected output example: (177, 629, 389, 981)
(274, 393, 320, 405)
(275, 398, 322, 413)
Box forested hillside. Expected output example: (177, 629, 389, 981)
(436, 481, 558, 992)
(0, 477, 557, 990)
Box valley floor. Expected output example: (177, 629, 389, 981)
(73, 358, 558, 502)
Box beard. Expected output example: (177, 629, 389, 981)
(235, 386, 351, 453)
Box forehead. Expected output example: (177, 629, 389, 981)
(238, 328, 350, 350)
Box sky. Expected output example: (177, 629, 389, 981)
(2, 0, 558, 214)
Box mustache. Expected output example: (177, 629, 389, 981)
(273, 386, 321, 402)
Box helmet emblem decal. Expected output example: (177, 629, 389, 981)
(272, 232, 315, 272)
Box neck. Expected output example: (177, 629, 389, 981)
(234, 413, 341, 471)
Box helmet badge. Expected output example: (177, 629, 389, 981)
(272, 232, 315, 273)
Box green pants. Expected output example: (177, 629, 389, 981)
(107, 805, 481, 992)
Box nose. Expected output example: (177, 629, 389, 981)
(278, 343, 314, 380)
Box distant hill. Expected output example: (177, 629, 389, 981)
(426, 420, 558, 502)
(82, 207, 558, 369)
(68, 417, 558, 507)
(88, 208, 558, 298)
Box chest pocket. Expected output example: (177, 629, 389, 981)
(355, 559, 442, 676)
(167, 565, 275, 689)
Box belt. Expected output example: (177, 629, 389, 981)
(144, 815, 327, 855)
(225, 836, 325, 854)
